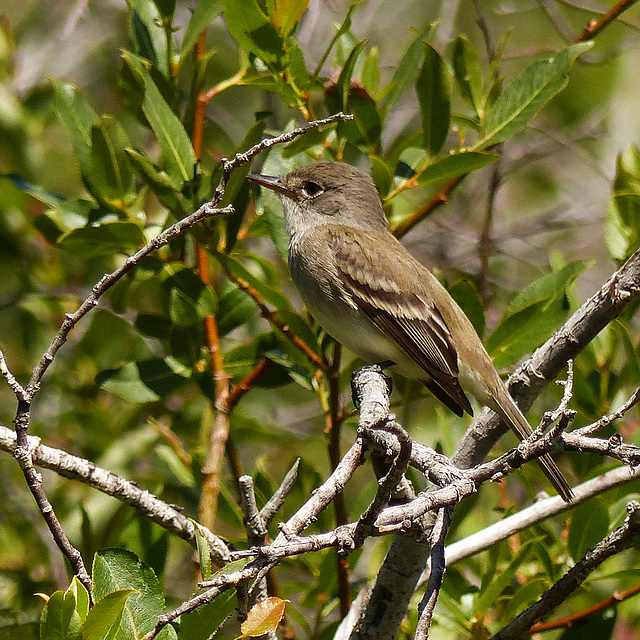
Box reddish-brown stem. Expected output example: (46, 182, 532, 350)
(325, 342, 351, 617)
(528, 582, 640, 633)
(226, 357, 275, 413)
(391, 175, 464, 239)
(228, 272, 330, 372)
(191, 28, 231, 532)
(576, 0, 640, 42)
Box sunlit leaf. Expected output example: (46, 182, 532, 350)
(477, 42, 593, 149)
(239, 597, 287, 638)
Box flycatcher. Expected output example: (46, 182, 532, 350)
(249, 161, 573, 502)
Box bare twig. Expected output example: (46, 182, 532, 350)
(414, 508, 452, 640)
(0, 424, 230, 562)
(576, 0, 640, 42)
(259, 458, 300, 527)
(576, 387, 640, 436)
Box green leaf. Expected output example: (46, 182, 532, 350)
(52, 80, 100, 177)
(452, 35, 483, 117)
(83, 590, 135, 640)
(143, 78, 197, 187)
(273, 310, 321, 357)
(96, 363, 161, 403)
(126, 0, 169, 75)
(477, 42, 593, 149)
(568, 498, 610, 562)
(416, 151, 498, 185)
(124, 147, 183, 212)
(180, 0, 223, 64)
(2, 173, 64, 209)
(416, 42, 451, 156)
(152, 0, 175, 21)
(57, 222, 146, 258)
(177, 590, 236, 640)
(605, 146, 640, 261)
(217, 288, 258, 336)
(92, 549, 176, 640)
(89, 116, 135, 212)
(486, 261, 592, 369)
(361, 45, 379, 95)
(273, 0, 309, 36)
(222, 0, 285, 65)
(506, 260, 591, 316)
(164, 267, 218, 326)
(224, 254, 292, 310)
(78, 309, 153, 370)
(380, 24, 432, 120)
(285, 40, 312, 93)
(67, 578, 90, 624)
(39, 591, 82, 640)
(448, 279, 485, 338)
(123, 54, 197, 187)
(336, 38, 368, 112)
(369, 155, 394, 197)
(475, 541, 534, 616)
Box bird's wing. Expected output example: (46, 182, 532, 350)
(333, 231, 473, 416)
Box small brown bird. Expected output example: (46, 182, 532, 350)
(249, 161, 573, 502)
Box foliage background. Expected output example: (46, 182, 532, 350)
(1, 0, 640, 638)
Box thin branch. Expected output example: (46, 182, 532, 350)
(576, 387, 640, 436)
(576, 0, 640, 42)
(440, 465, 637, 571)
(528, 581, 640, 633)
(414, 508, 452, 640)
(24, 202, 232, 401)
(0, 424, 230, 562)
(259, 458, 301, 527)
(491, 501, 640, 640)
(226, 271, 330, 372)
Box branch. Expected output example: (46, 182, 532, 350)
(0, 423, 230, 563)
(491, 501, 640, 640)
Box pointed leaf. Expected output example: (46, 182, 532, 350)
(239, 597, 287, 638)
(39, 590, 82, 640)
(486, 261, 592, 369)
(416, 151, 498, 185)
(452, 34, 483, 116)
(123, 55, 197, 187)
(82, 590, 135, 640)
(177, 589, 236, 640)
(125, 147, 182, 211)
(416, 42, 451, 156)
(127, 0, 169, 75)
(222, 0, 285, 64)
(180, 0, 223, 63)
(89, 116, 135, 211)
(380, 25, 432, 119)
(67, 578, 90, 624)
(52, 80, 99, 176)
(57, 222, 146, 258)
(568, 498, 610, 562)
(92, 549, 176, 640)
(478, 42, 592, 148)
(273, 0, 309, 36)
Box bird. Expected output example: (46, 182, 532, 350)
(249, 161, 573, 502)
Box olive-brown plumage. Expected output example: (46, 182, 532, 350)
(249, 162, 573, 502)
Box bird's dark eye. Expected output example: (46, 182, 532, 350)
(301, 181, 323, 198)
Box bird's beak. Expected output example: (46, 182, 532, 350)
(248, 173, 290, 196)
